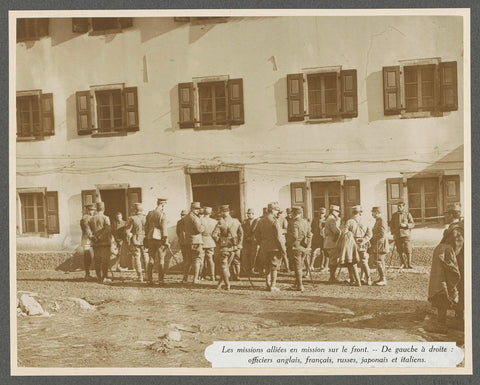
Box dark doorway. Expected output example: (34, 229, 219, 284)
(99, 189, 127, 223)
(311, 182, 341, 218)
(191, 172, 241, 219)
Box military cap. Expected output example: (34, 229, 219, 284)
(446, 202, 461, 213)
(351, 205, 363, 213)
(286, 207, 292, 213)
(134, 203, 143, 212)
(397, 200, 405, 205)
(191, 202, 201, 209)
(371, 206, 382, 213)
(267, 202, 281, 211)
(292, 206, 303, 214)
(219, 204, 230, 212)
(203, 206, 213, 214)
(86, 204, 95, 210)
(180, 209, 188, 216)
(329, 204, 340, 212)
(262, 207, 267, 215)
(319, 207, 326, 213)
(157, 198, 168, 204)
(247, 208, 255, 214)
(96, 201, 105, 210)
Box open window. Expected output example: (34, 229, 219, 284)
(178, 77, 244, 129)
(16, 90, 54, 140)
(287, 67, 358, 122)
(17, 188, 59, 235)
(382, 58, 458, 117)
(76, 84, 139, 136)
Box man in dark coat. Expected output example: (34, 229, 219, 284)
(370, 206, 389, 285)
(254, 202, 286, 291)
(241, 208, 259, 277)
(324, 204, 341, 283)
(310, 207, 326, 271)
(389, 201, 415, 269)
(200, 207, 218, 281)
(89, 201, 112, 283)
(286, 206, 312, 291)
(145, 198, 169, 284)
(182, 202, 204, 283)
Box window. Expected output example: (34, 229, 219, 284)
(72, 17, 133, 34)
(75, 85, 139, 136)
(386, 175, 461, 224)
(16, 91, 55, 139)
(18, 190, 59, 235)
(287, 68, 358, 122)
(382, 59, 458, 116)
(17, 18, 49, 42)
(178, 78, 244, 129)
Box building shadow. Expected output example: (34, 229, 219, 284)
(274, 77, 290, 127)
(139, 17, 182, 44)
(165, 85, 178, 132)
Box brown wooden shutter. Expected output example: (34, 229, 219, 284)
(340, 69, 358, 117)
(46, 191, 59, 234)
(383, 66, 401, 115)
(40, 93, 54, 136)
(37, 19, 49, 38)
(443, 175, 460, 213)
(72, 18, 89, 33)
(81, 190, 97, 213)
(343, 179, 360, 216)
(124, 87, 139, 131)
(127, 188, 142, 217)
(178, 82, 195, 128)
(287, 74, 304, 121)
(386, 178, 404, 221)
(439, 61, 458, 111)
(228, 78, 244, 125)
(76, 91, 92, 135)
(290, 182, 309, 219)
(119, 18, 133, 29)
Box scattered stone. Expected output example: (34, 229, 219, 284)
(136, 340, 155, 346)
(167, 331, 181, 342)
(69, 298, 96, 310)
(19, 294, 44, 316)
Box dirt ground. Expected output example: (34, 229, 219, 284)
(16, 267, 464, 368)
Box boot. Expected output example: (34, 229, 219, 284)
(328, 267, 338, 283)
(296, 269, 304, 291)
(209, 262, 216, 281)
(158, 264, 164, 283)
(193, 261, 201, 284)
(223, 268, 230, 290)
(146, 263, 153, 283)
(406, 252, 413, 269)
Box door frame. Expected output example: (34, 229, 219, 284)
(185, 166, 246, 220)
(96, 183, 130, 219)
(305, 175, 346, 220)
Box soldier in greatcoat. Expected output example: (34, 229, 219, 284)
(241, 208, 259, 277)
(200, 207, 218, 281)
(182, 202, 204, 283)
(126, 203, 148, 282)
(80, 204, 95, 280)
(389, 201, 415, 269)
(324, 204, 341, 283)
(89, 201, 113, 284)
(369, 206, 390, 285)
(145, 198, 169, 284)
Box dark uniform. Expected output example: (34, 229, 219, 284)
(80, 205, 95, 278)
(112, 215, 128, 269)
(286, 207, 312, 291)
(201, 208, 217, 281)
(145, 200, 168, 283)
(370, 207, 389, 285)
(241, 212, 259, 276)
(324, 206, 341, 282)
(127, 203, 148, 281)
(176, 210, 188, 274)
(389, 204, 415, 268)
(346, 207, 372, 285)
(182, 202, 204, 283)
(89, 202, 112, 282)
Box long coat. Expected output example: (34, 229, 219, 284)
(212, 215, 243, 251)
(323, 214, 340, 250)
(254, 214, 285, 253)
(145, 208, 167, 240)
(127, 214, 146, 246)
(286, 216, 311, 251)
(370, 216, 389, 255)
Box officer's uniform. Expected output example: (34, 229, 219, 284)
(389, 205, 415, 268)
(370, 207, 389, 285)
(286, 206, 312, 290)
(127, 203, 148, 281)
(145, 199, 168, 283)
(182, 202, 205, 283)
(324, 205, 341, 282)
(254, 211, 285, 274)
(201, 208, 218, 281)
(88, 202, 112, 282)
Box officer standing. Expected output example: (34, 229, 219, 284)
(286, 206, 311, 291)
(145, 198, 169, 284)
(346, 205, 372, 285)
(201, 207, 217, 281)
(126, 203, 148, 282)
(182, 202, 204, 283)
(241, 208, 258, 277)
(324, 204, 341, 283)
(254, 202, 286, 291)
(176, 210, 188, 272)
(370, 206, 389, 286)
(389, 201, 415, 269)
(80, 204, 96, 280)
(89, 202, 112, 284)
(310, 207, 326, 271)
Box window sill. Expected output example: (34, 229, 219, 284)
(91, 129, 128, 138)
(306, 117, 343, 124)
(17, 233, 50, 238)
(17, 136, 46, 142)
(400, 111, 443, 119)
(194, 124, 231, 131)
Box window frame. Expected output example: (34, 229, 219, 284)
(19, 192, 46, 235)
(407, 177, 441, 225)
(16, 90, 55, 141)
(72, 17, 133, 35)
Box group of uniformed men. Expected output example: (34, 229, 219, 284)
(79, 196, 425, 291)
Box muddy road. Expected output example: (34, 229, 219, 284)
(16, 268, 464, 368)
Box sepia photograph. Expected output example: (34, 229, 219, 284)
(10, 8, 471, 375)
